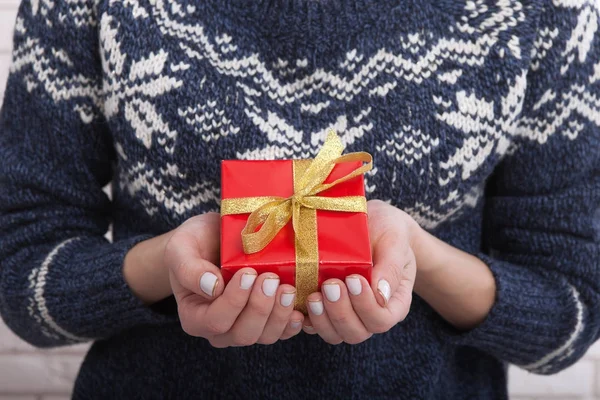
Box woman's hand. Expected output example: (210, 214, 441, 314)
(164, 213, 306, 347)
(303, 200, 419, 344)
(303, 198, 497, 343)
(125, 212, 305, 347)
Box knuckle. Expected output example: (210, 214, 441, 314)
(232, 332, 258, 347)
(248, 298, 272, 318)
(269, 307, 291, 324)
(204, 319, 230, 336)
(328, 312, 351, 325)
(179, 318, 199, 337)
(226, 293, 249, 310)
(367, 319, 393, 334)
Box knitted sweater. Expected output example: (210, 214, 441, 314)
(1, 0, 599, 398)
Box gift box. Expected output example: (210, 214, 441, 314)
(220, 131, 373, 312)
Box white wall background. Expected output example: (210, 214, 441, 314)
(0, 2, 599, 399)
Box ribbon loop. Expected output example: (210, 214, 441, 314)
(241, 199, 291, 254)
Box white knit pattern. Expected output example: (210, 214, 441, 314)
(117, 147, 220, 216)
(10, 36, 102, 123)
(178, 100, 241, 143)
(27, 238, 90, 343)
(519, 285, 586, 373)
(100, 14, 182, 154)
(10, 0, 599, 230)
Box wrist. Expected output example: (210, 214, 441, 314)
(123, 231, 175, 304)
(411, 227, 438, 297)
(410, 226, 497, 330)
(411, 223, 443, 274)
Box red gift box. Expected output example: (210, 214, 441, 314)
(220, 160, 372, 312)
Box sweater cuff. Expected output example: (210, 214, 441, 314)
(38, 234, 177, 343)
(436, 253, 581, 371)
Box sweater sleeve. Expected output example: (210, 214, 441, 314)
(440, 1, 600, 374)
(0, 0, 174, 348)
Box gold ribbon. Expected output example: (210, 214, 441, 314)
(221, 130, 372, 312)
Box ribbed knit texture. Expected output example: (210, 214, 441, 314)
(1, 0, 599, 398)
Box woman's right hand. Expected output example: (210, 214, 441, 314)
(163, 212, 305, 347)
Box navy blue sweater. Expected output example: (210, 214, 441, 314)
(1, 0, 599, 398)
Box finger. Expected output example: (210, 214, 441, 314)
(180, 212, 221, 263)
(321, 280, 372, 344)
(165, 229, 224, 300)
(280, 311, 305, 340)
(257, 284, 297, 344)
(173, 277, 211, 337)
(305, 292, 343, 345)
(346, 274, 406, 334)
(302, 316, 318, 335)
(368, 227, 412, 308)
(214, 273, 280, 347)
(193, 268, 257, 338)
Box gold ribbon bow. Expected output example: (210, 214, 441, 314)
(221, 130, 372, 312)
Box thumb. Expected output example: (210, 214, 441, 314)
(370, 230, 414, 309)
(165, 215, 224, 300)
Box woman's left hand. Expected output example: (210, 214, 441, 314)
(303, 199, 420, 344)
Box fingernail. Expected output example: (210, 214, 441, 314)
(308, 300, 324, 315)
(240, 273, 257, 290)
(281, 292, 295, 307)
(262, 277, 279, 297)
(378, 279, 391, 305)
(345, 276, 362, 296)
(323, 283, 341, 302)
(303, 325, 315, 332)
(200, 272, 218, 297)
(290, 320, 302, 330)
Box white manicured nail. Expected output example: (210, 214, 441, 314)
(345, 276, 362, 296)
(309, 300, 324, 315)
(378, 279, 391, 304)
(281, 292, 295, 307)
(323, 284, 341, 302)
(303, 325, 315, 332)
(240, 273, 257, 290)
(290, 320, 302, 329)
(200, 272, 218, 297)
(262, 278, 279, 297)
